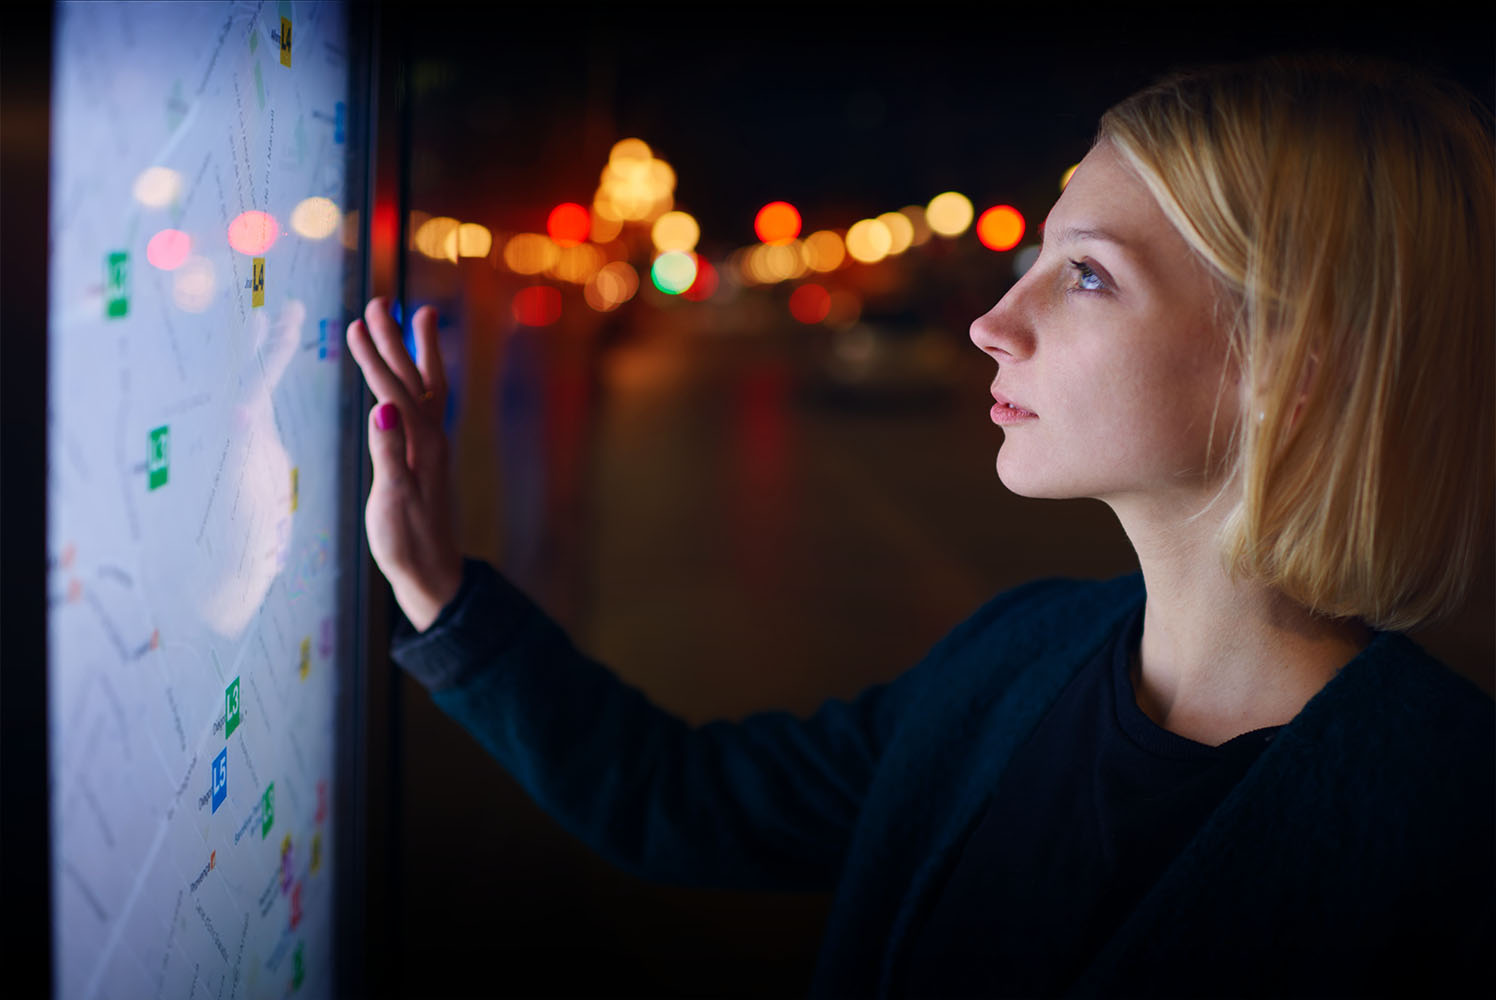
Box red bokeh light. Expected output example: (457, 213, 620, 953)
(682, 258, 718, 301)
(513, 286, 562, 327)
(788, 283, 831, 324)
(227, 210, 279, 255)
(547, 203, 591, 247)
(754, 201, 801, 245)
(146, 229, 191, 270)
(975, 205, 1025, 251)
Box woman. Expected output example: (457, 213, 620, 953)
(347, 54, 1493, 997)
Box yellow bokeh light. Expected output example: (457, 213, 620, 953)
(926, 191, 974, 237)
(651, 211, 700, 253)
(1060, 162, 1080, 191)
(609, 137, 653, 165)
(589, 205, 623, 243)
(901, 205, 932, 246)
(408, 210, 430, 249)
(802, 230, 846, 272)
(457, 222, 492, 258)
(415, 216, 460, 261)
(502, 233, 560, 275)
(750, 242, 806, 283)
(845, 218, 893, 263)
(291, 197, 340, 240)
(584, 260, 640, 312)
(133, 166, 182, 208)
(877, 211, 914, 255)
(550, 242, 606, 284)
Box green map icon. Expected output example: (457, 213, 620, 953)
(262, 782, 275, 838)
(225, 677, 241, 737)
(148, 426, 169, 490)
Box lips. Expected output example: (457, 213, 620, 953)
(991, 390, 1038, 417)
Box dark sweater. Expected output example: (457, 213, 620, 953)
(391, 559, 1495, 998)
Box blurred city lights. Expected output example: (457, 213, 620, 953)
(877, 211, 915, 255)
(651, 210, 700, 253)
(788, 283, 831, 324)
(550, 242, 605, 284)
(683, 257, 718, 301)
(548, 203, 591, 247)
(1060, 163, 1080, 190)
(172, 256, 216, 312)
(754, 201, 802, 245)
(290, 197, 340, 239)
(845, 218, 893, 263)
(926, 192, 974, 237)
(457, 222, 492, 258)
(133, 166, 182, 207)
(802, 230, 846, 272)
(901, 205, 932, 246)
(227, 210, 279, 255)
(597, 140, 676, 223)
(415, 216, 460, 261)
(976, 205, 1025, 251)
(589, 205, 623, 243)
(651, 251, 698, 294)
(610, 137, 653, 164)
(146, 229, 191, 270)
(502, 233, 561, 275)
(584, 260, 640, 312)
(749, 241, 806, 283)
(513, 286, 562, 327)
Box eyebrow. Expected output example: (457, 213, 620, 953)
(1049, 225, 1131, 249)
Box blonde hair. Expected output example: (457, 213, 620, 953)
(1099, 55, 1494, 631)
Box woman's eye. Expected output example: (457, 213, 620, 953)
(1068, 259, 1105, 292)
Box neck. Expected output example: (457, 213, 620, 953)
(1110, 492, 1372, 747)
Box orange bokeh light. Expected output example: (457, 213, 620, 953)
(976, 205, 1026, 251)
(788, 283, 831, 324)
(227, 210, 279, 255)
(513, 286, 562, 327)
(547, 203, 591, 247)
(754, 201, 801, 245)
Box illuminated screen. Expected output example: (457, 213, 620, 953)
(46, 2, 364, 996)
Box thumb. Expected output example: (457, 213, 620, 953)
(368, 402, 412, 491)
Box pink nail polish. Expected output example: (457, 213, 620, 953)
(375, 403, 400, 430)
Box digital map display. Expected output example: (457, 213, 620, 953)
(47, 3, 360, 996)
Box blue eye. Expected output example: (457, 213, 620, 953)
(1069, 259, 1105, 292)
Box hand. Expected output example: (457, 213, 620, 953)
(346, 298, 463, 631)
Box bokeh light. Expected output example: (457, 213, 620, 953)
(549, 242, 605, 284)
(749, 242, 806, 283)
(901, 205, 932, 247)
(172, 256, 216, 312)
(802, 230, 846, 272)
(926, 191, 974, 238)
(651, 251, 698, 294)
(651, 210, 700, 253)
(415, 216, 460, 261)
(1060, 163, 1080, 191)
(457, 222, 492, 258)
(610, 137, 653, 164)
(877, 211, 915, 255)
(133, 166, 182, 207)
(502, 233, 560, 275)
(589, 205, 623, 244)
(227, 210, 279, 255)
(754, 201, 802, 245)
(290, 197, 340, 239)
(683, 257, 718, 301)
(512, 286, 562, 327)
(548, 203, 591, 247)
(976, 205, 1025, 251)
(584, 260, 639, 312)
(146, 229, 191, 270)
(788, 283, 831, 324)
(845, 218, 893, 263)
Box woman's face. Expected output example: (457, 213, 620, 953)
(970, 141, 1241, 509)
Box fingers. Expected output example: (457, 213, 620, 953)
(346, 315, 416, 409)
(367, 401, 412, 492)
(363, 297, 425, 400)
(411, 305, 448, 404)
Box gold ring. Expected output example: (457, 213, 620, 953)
(418, 390, 435, 403)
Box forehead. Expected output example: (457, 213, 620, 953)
(1045, 142, 1172, 246)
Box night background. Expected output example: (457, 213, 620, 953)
(367, 3, 1495, 996)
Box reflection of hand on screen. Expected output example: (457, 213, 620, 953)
(346, 298, 463, 631)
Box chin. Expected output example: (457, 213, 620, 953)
(994, 449, 1088, 500)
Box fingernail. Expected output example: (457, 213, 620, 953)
(375, 403, 400, 431)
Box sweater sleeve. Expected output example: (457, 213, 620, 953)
(388, 557, 916, 892)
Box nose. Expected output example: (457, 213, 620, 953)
(969, 274, 1036, 363)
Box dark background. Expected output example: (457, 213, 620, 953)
(389, 3, 1496, 997)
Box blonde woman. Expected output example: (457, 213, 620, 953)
(348, 54, 1493, 997)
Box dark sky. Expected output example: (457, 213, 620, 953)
(401, 2, 1495, 249)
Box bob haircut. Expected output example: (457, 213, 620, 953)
(1098, 54, 1494, 633)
